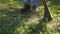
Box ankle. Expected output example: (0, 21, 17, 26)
(32, 6, 38, 12)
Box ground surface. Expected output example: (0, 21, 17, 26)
(0, 0, 60, 34)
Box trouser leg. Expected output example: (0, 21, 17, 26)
(32, 0, 40, 12)
(20, 0, 30, 13)
(25, 0, 30, 5)
(32, 0, 40, 6)
(21, 0, 40, 13)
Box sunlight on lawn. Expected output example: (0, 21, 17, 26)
(0, 0, 60, 34)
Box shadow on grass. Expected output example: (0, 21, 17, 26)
(28, 18, 50, 34)
(0, 8, 50, 34)
(0, 9, 35, 34)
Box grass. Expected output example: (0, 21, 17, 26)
(0, 0, 60, 34)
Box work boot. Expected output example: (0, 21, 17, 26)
(31, 6, 39, 16)
(32, 6, 38, 13)
(20, 4, 30, 13)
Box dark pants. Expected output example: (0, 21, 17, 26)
(25, 0, 40, 6)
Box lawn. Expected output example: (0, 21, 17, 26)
(0, 0, 60, 34)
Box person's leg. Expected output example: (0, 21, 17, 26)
(21, 0, 30, 13)
(32, 0, 40, 6)
(32, 0, 40, 12)
(25, 0, 30, 5)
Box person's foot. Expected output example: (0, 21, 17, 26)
(20, 4, 30, 13)
(32, 6, 38, 13)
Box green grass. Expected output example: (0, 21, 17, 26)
(0, 0, 60, 34)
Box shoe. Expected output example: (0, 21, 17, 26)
(20, 4, 30, 13)
(32, 6, 38, 13)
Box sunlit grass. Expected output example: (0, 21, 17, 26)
(0, 0, 60, 34)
